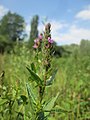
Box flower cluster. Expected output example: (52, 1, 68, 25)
(33, 33, 43, 49)
(48, 37, 54, 44)
(45, 37, 54, 49)
(33, 24, 54, 49)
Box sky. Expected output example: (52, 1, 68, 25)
(0, 0, 90, 45)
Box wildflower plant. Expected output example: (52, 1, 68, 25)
(26, 23, 59, 120)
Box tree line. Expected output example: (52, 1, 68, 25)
(0, 11, 90, 57)
(0, 11, 39, 53)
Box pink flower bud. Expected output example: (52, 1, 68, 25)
(34, 38, 39, 43)
(33, 44, 38, 49)
(39, 35, 43, 40)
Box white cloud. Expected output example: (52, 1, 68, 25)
(51, 20, 68, 33)
(38, 19, 68, 34)
(38, 23, 44, 33)
(53, 25, 90, 45)
(25, 19, 90, 45)
(25, 16, 33, 37)
(85, 5, 90, 10)
(0, 5, 8, 18)
(75, 5, 90, 20)
(25, 23, 30, 36)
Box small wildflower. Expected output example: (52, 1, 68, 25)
(39, 33, 43, 41)
(33, 43, 38, 49)
(48, 37, 54, 44)
(34, 38, 39, 43)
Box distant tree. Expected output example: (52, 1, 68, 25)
(0, 11, 25, 42)
(53, 42, 71, 57)
(80, 39, 90, 56)
(29, 15, 39, 48)
(0, 11, 25, 53)
(0, 34, 14, 53)
(0, 35, 7, 53)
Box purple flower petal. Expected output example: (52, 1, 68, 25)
(48, 37, 54, 43)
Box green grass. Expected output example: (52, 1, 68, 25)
(0, 45, 90, 120)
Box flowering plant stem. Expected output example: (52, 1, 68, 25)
(26, 23, 58, 120)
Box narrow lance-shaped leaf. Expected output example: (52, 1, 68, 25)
(26, 83, 36, 104)
(51, 105, 71, 113)
(46, 69, 58, 86)
(26, 83, 37, 118)
(31, 63, 36, 73)
(26, 67, 42, 85)
(44, 92, 59, 116)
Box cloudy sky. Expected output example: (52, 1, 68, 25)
(0, 0, 90, 45)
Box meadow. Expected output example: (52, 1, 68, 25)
(0, 39, 90, 120)
(0, 3, 90, 119)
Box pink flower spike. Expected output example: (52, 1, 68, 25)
(33, 44, 38, 49)
(48, 37, 54, 44)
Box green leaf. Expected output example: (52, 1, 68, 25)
(46, 69, 58, 86)
(26, 67, 42, 85)
(44, 92, 59, 116)
(52, 105, 71, 113)
(26, 83, 37, 113)
(0, 98, 8, 106)
(26, 83, 36, 104)
(16, 104, 24, 115)
(31, 63, 36, 73)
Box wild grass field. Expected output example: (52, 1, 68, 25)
(0, 40, 90, 120)
(0, 1, 90, 119)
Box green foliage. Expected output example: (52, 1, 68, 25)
(0, 25, 90, 120)
(0, 35, 14, 53)
(0, 41, 90, 119)
(0, 35, 8, 53)
(46, 69, 58, 86)
(44, 93, 59, 115)
(80, 39, 90, 56)
(0, 11, 25, 53)
(0, 11, 25, 41)
(26, 66, 42, 85)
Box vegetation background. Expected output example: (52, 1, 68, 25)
(0, 11, 90, 120)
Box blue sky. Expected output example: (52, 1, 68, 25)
(0, 0, 90, 45)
